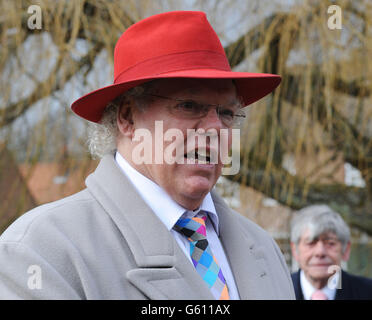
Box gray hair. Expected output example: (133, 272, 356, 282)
(290, 205, 350, 252)
(87, 81, 155, 159)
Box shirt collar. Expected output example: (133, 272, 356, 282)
(115, 151, 220, 234)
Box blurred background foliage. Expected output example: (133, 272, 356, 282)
(0, 0, 371, 274)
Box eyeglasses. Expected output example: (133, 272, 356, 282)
(145, 93, 246, 127)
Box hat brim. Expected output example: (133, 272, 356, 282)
(71, 69, 281, 123)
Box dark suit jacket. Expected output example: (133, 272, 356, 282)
(291, 270, 372, 300)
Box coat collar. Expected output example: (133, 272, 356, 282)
(86, 154, 268, 299)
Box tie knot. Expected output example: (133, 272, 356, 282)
(311, 290, 328, 300)
(174, 214, 207, 242)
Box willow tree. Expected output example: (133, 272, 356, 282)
(224, 0, 372, 234)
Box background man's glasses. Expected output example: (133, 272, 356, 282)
(145, 94, 246, 127)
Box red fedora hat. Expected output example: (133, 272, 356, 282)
(71, 11, 281, 123)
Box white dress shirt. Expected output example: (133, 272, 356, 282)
(300, 270, 337, 300)
(115, 151, 240, 299)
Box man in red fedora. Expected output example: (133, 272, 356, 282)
(0, 11, 294, 300)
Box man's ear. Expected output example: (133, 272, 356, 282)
(342, 241, 351, 262)
(117, 103, 135, 138)
(290, 242, 299, 262)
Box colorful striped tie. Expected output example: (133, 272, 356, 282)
(175, 214, 230, 300)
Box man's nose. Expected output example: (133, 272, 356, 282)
(313, 241, 327, 256)
(198, 107, 224, 130)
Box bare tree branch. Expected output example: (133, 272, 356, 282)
(223, 7, 372, 236)
(0, 42, 103, 128)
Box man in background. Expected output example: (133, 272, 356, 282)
(290, 204, 372, 300)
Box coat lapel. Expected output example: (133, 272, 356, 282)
(212, 191, 274, 299)
(85, 154, 214, 300)
(290, 271, 304, 300)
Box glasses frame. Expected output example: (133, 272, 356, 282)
(145, 93, 246, 127)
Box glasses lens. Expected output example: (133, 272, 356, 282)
(171, 100, 205, 118)
(217, 108, 234, 126)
